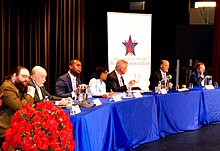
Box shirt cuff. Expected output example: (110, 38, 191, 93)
(27, 92, 34, 98)
(71, 91, 75, 98)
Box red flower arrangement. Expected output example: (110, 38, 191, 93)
(2, 101, 76, 151)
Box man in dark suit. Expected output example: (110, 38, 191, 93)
(149, 60, 173, 90)
(189, 62, 205, 86)
(55, 59, 82, 98)
(106, 59, 135, 92)
(29, 66, 65, 104)
(0, 66, 35, 149)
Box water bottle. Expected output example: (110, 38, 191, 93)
(157, 81, 161, 94)
(87, 86, 92, 98)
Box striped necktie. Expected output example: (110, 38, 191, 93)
(37, 87, 43, 100)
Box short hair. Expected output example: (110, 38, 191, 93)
(194, 62, 204, 70)
(69, 59, 80, 66)
(92, 66, 108, 79)
(31, 66, 46, 76)
(115, 59, 128, 70)
(5, 66, 27, 80)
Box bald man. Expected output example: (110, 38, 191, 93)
(149, 60, 173, 90)
(29, 66, 71, 104)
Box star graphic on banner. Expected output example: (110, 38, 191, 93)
(122, 35, 138, 56)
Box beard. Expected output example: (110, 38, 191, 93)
(14, 80, 28, 93)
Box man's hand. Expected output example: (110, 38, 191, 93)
(27, 86, 35, 94)
(129, 80, 135, 86)
(168, 82, 173, 89)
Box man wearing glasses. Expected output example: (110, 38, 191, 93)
(0, 66, 35, 149)
(29, 66, 72, 104)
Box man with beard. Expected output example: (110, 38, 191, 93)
(0, 66, 35, 149)
(55, 59, 82, 98)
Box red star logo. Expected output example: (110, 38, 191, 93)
(122, 35, 138, 56)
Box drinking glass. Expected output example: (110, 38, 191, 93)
(214, 82, 218, 88)
(134, 74, 140, 83)
(189, 83, 193, 89)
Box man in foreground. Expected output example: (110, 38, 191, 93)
(0, 66, 35, 149)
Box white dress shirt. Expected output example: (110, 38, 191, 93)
(68, 72, 77, 98)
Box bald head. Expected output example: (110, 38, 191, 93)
(31, 66, 47, 87)
(160, 60, 169, 73)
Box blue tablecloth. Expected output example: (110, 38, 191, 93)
(156, 91, 203, 136)
(64, 95, 159, 151)
(64, 102, 113, 151)
(112, 95, 159, 150)
(202, 88, 220, 124)
(63, 87, 220, 151)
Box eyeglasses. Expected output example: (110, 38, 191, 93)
(103, 71, 108, 75)
(18, 74, 31, 79)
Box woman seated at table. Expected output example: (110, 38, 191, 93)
(189, 62, 205, 86)
(89, 66, 109, 96)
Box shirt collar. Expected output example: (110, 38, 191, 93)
(68, 71, 76, 80)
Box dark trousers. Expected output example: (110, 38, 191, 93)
(0, 137, 5, 151)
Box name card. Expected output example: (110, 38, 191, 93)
(204, 85, 215, 90)
(133, 92, 143, 98)
(160, 88, 167, 94)
(112, 95, 122, 102)
(92, 98, 102, 106)
(70, 105, 81, 115)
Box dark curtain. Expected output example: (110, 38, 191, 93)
(212, 0, 220, 83)
(0, 0, 86, 94)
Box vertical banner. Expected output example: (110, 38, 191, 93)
(107, 12, 152, 90)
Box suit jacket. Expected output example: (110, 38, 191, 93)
(149, 70, 171, 90)
(29, 79, 61, 104)
(55, 73, 82, 98)
(106, 70, 127, 92)
(189, 71, 204, 86)
(0, 80, 34, 137)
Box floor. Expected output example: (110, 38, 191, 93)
(133, 124, 220, 151)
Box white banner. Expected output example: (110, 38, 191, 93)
(107, 12, 152, 90)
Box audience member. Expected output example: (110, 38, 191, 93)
(56, 59, 82, 98)
(89, 66, 108, 95)
(0, 66, 35, 149)
(29, 66, 71, 104)
(149, 60, 173, 90)
(189, 62, 205, 86)
(106, 59, 135, 92)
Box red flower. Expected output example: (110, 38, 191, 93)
(2, 101, 76, 151)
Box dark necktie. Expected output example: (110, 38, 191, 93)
(121, 76, 125, 85)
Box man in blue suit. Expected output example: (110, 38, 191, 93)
(189, 62, 205, 86)
(55, 59, 82, 98)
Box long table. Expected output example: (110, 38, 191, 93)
(64, 95, 159, 151)
(64, 87, 220, 151)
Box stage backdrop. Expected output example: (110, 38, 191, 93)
(107, 12, 152, 90)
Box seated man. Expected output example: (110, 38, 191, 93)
(29, 66, 71, 105)
(106, 59, 135, 92)
(149, 60, 173, 90)
(0, 66, 35, 149)
(189, 62, 205, 86)
(55, 59, 82, 98)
